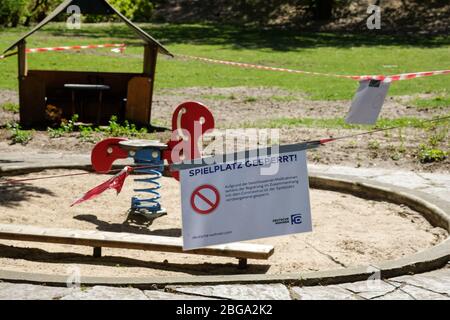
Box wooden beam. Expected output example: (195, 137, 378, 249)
(17, 40, 28, 78)
(143, 44, 152, 75)
(93, 247, 102, 258)
(126, 76, 151, 125)
(0, 224, 274, 261)
(238, 258, 248, 269)
(143, 44, 158, 76)
(147, 46, 158, 124)
(18, 40, 28, 127)
(143, 44, 158, 124)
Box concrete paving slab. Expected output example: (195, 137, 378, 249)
(389, 267, 450, 296)
(338, 280, 400, 300)
(309, 165, 387, 178)
(291, 285, 361, 300)
(0, 282, 70, 300)
(372, 289, 414, 300)
(399, 284, 449, 300)
(60, 286, 148, 300)
(373, 173, 430, 190)
(144, 290, 215, 300)
(419, 187, 450, 201)
(168, 284, 291, 300)
(416, 173, 450, 187)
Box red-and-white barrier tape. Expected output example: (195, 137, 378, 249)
(2, 45, 449, 82)
(178, 54, 450, 82)
(0, 43, 126, 59)
(26, 43, 126, 53)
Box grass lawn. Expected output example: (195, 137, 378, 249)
(411, 96, 450, 110)
(0, 23, 449, 101)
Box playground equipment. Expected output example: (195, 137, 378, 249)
(120, 140, 168, 218)
(91, 101, 215, 219)
(0, 100, 274, 268)
(4, 0, 173, 127)
(0, 223, 274, 267)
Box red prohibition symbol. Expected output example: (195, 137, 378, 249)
(190, 184, 220, 215)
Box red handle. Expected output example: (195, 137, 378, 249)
(91, 138, 129, 173)
(165, 101, 215, 180)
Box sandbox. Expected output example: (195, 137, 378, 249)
(0, 169, 448, 281)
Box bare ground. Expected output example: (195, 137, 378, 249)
(0, 169, 446, 278)
(0, 87, 448, 173)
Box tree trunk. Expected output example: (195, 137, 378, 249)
(313, 0, 334, 21)
(11, 15, 20, 28)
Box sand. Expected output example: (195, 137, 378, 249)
(0, 169, 447, 278)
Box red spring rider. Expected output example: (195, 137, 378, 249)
(90, 102, 215, 219)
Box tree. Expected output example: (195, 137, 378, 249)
(24, 0, 60, 26)
(109, 0, 154, 21)
(309, 0, 335, 21)
(0, 0, 29, 27)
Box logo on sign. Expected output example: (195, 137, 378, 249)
(190, 184, 220, 215)
(291, 214, 302, 225)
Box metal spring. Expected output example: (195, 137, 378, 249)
(132, 160, 163, 214)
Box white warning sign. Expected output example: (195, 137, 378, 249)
(179, 148, 313, 250)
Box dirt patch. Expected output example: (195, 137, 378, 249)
(152, 87, 448, 127)
(2, 87, 445, 128)
(1, 87, 447, 172)
(0, 169, 447, 278)
(0, 90, 19, 126)
(0, 90, 18, 105)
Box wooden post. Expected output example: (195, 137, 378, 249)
(238, 258, 248, 269)
(17, 40, 28, 127)
(143, 44, 158, 125)
(17, 40, 28, 78)
(93, 247, 102, 258)
(143, 44, 152, 75)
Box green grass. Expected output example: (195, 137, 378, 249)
(418, 145, 448, 163)
(0, 102, 19, 113)
(200, 93, 297, 103)
(0, 23, 449, 100)
(247, 116, 450, 130)
(412, 95, 450, 110)
(47, 115, 150, 140)
(243, 96, 258, 103)
(6, 122, 33, 145)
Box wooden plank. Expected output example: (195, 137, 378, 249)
(126, 76, 152, 125)
(19, 73, 46, 126)
(0, 224, 274, 260)
(147, 47, 158, 124)
(143, 44, 158, 124)
(18, 70, 142, 126)
(17, 40, 28, 78)
(18, 40, 30, 126)
(143, 44, 151, 75)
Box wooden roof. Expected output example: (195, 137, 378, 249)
(3, 0, 172, 57)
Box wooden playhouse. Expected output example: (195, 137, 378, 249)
(2, 0, 173, 127)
